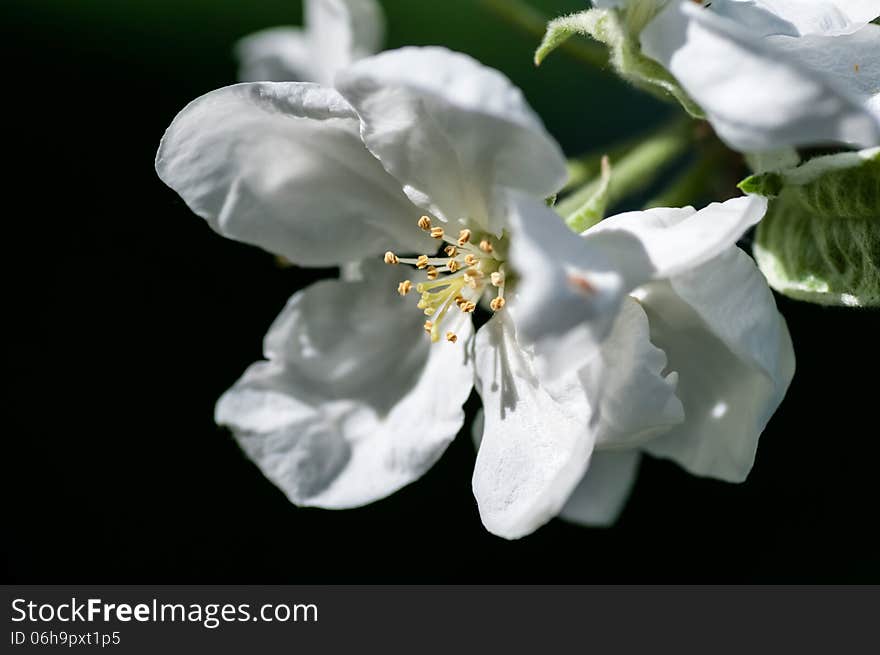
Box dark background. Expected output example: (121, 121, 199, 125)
(4, 0, 878, 582)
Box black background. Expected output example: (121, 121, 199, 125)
(5, 1, 879, 582)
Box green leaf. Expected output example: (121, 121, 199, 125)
(753, 148, 880, 307)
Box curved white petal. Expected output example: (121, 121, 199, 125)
(472, 312, 596, 539)
(832, 0, 880, 24)
(335, 47, 568, 232)
(506, 194, 625, 377)
(471, 300, 682, 538)
(642, 1, 880, 150)
(235, 1, 384, 85)
(707, 0, 874, 36)
(557, 451, 641, 527)
(216, 262, 474, 508)
(236, 27, 315, 82)
(583, 195, 768, 290)
(638, 247, 796, 482)
(585, 298, 684, 450)
(156, 82, 433, 266)
(306, 0, 385, 86)
(767, 25, 880, 122)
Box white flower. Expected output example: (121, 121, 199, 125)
(612, 0, 880, 152)
(156, 46, 794, 538)
(236, 0, 384, 84)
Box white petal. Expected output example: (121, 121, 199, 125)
(156, 82, 433, 266)
(235, 27, 315, 82)
(639, 247, 796, 482)
(234, 1, 384, 85)
(506, 193, 625, 377)
(472, 300, 685, 537)
(335, 47, 568, 232)
(558, 451, 641, 527)
(216, 262, 474, 508)
(472, 312, 595, 539)
(707, 0, 869, 36)
(642, 1, 880, 150)
(832, 0, 880, 24)
(583, 195, 768, 290)
(585, 298, 684, 450)
(767, 24, 880, 122)
(306, 0, 385, 86)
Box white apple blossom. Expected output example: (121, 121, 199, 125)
(599, 0, 880, 152)
(156, 46, 794, 538)
(236, 0, 384, 84)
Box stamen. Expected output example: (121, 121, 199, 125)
(490, 271, 504, 287)
(464, 254, 477, 266)
(448, 259, 461, 273)
(457, 229, 472, 246)
(397, 280, 413, 296)
(430, 227, 445, 239)
(444, 245, 458, 257)
(426, 265, 439, 280)
(445, 332, 458, 343)
(384, 251, 399, 265)
(416, 255, 429, 269)
(418, 216, 432, 230)
(424, 320, 434, 334)
(460, 301, 476, 313)
(479, 239, 494, 253)
(490, 296, 506, 311)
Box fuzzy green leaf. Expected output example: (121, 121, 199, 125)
(754, 148, 880, 307)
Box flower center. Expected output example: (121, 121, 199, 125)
(384, 216, 508, 343)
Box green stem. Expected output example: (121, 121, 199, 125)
(557, 118, 694, 221)
(481, 0, 609, 71)
(644, 146, 727, 209)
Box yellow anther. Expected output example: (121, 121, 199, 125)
(454, 295, 466, 306)
(416, 255, 429, 269)
(464, 254, 477, 266)
(460, 301, 477, 313)
(444, 245, 458, 257)
(398, 280, 413, 296)
(464, 267, 483, 279)
(424, 307, 436, 316)
(424, 320, 434, 334)
(479, 239, 494, 253)
(430, 226, 445, 239)
(490, 271, 504, 287)
(448, 259, 461, 272)
(490, 296, 506, 311)
(384, 251, 399, 265)
(426, 265, 439, 280)
(445, 332, 458, 343)
(854, 63, 860, 73)
(418, 216, 432, 230)
(457, 229, 472, 246)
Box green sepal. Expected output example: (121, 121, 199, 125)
(565, 156, 612, 233)
(738, 172, 784, 198)
(536, 8, 704, 118)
